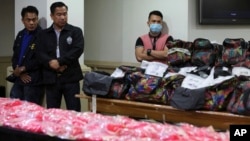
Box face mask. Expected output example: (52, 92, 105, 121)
(149, 23, 162, 33)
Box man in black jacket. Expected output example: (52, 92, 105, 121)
(10, 5, 44, 105)
(36, 2, 84, 111)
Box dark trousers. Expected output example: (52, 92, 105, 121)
(10, 83, 45, 106)
(45, 80, 81, 112)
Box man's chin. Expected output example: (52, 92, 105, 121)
(150, 31, 161, 35)
(59, 22, 66, 26)
(27, 28, 36, 31)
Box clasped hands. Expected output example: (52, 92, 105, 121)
(49, 59, 67, 73)
(13, 65, 31, 83)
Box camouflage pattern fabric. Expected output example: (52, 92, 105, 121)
(203, 76, 237, 111)
(216, 38, 248, 67)
(191, 38, 218, 67)
(125, 73, 185, 105)
(166, 39, 193, 67)
(227, 80, 250, 115)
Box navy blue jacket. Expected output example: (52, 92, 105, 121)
(11, 26, 43, 85)
(36, 24, 84, 84)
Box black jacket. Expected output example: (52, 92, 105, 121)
(11, 26, 43, 85)
(36, 24, 84, 84)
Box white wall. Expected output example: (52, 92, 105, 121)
(2, 0, 250, 60)
(121, 0, 188, 64)
(15, 0, 47, 35)
(46, 0, 84, 31)
(84, 0, 250, 66)
(15, 0, 84, 64)
(188, 0, 250, 43)
(84, 0, 188, 65)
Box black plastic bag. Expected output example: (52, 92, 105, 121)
(83, 71, 113, 96)
(170, 87, 206, 110)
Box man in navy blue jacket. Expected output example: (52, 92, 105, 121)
(10, 5, 44, 105)
(36, 2, 84, 111)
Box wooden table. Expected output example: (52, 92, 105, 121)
(76, 94, 250, 130)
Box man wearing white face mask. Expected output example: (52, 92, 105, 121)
(135, 10, 173, 64)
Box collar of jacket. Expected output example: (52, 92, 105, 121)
(21, 25, 42, 35)
(46, 23, 71, 33)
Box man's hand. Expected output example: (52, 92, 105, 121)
(20, 73, 31, 84)
(13, 65, 26, 77)
(49, 59, 60, 70)
(57, 65, 67, 73)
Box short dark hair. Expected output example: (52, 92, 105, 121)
(21, 6, 39, 18)
(50, 1, 68, 14)
(148, 10, 163, 20)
